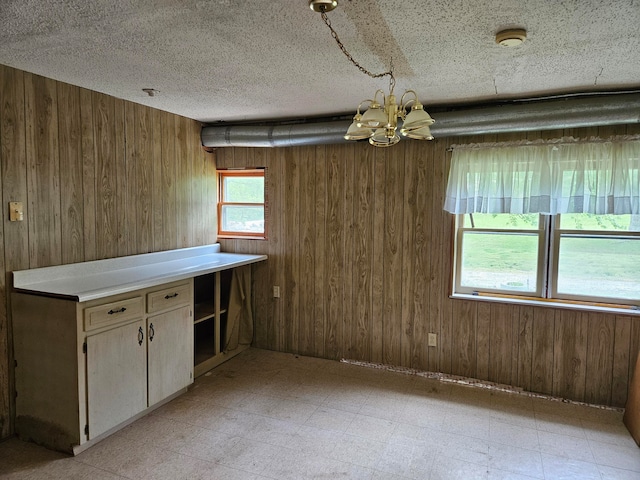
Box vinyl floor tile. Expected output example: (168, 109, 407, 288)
(2, 348, 638, 480)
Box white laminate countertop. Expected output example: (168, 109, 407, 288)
(12, 244, 267, 302)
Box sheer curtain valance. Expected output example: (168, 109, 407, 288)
(444, 139, 640, 214)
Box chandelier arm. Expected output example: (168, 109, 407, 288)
(320, 9, 393, 81)
(372, 89, 386, 106)
(399, 89, 418, 108)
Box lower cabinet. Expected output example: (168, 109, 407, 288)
(86, 319, 147, 439)
(147, 305, 192, 406)
(12, 279, 194, 454)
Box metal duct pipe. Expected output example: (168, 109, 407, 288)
(201, 92, 640, 148)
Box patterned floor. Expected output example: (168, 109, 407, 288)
(1, 348, 639, 479)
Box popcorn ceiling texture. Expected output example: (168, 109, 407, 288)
(0, 0, 638, 123)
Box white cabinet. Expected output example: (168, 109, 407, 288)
(12, 279, 194, 454)
(146, 282, 193, 405)
(86, 319, 147, 439)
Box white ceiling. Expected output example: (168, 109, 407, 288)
(1, 0, 639, 124)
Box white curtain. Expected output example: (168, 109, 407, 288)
(444, 139, 640, 214)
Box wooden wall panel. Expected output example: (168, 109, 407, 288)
(489, 303, 515, 385)
(476, 302, 492, 380)
(553, 310, 589, 401)
(312, 146, 327, 358)
(215, 123, 638, 409)
(25, 73, 62, 268)
(516, 306, 534, 391)
(298, 146, 315, 356)
(401, 143, 417, 368)
(0, 65, 29, 438)
(451, 300, 476, 377)
(123, 101, 137, 256)
(325, 144, 346, 359)
(411, 141, 429, 370)
(283, 147, 300, 353)
(382, 148, 403, 366)
(370, 148, 386, 364)
(531, 308, 555, 396)
(352, 146, 374, 361)
(80, 87, 97, 261)
(612, 316, 632, 407)
(135, 103, 153, 254)
(585, 314, 614, 405)
(57, 82, 84, 264)
(342, 144, 355, 361)
(160, 111, 178, 251)
(0, 65, 215, 439)
(94, 92, 118, 260)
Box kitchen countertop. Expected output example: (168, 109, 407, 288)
(12, 244, 267, 302)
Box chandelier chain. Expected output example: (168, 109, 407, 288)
(320, 9, 395, 88)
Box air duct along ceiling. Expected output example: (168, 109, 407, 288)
(201, 93, 640, 148)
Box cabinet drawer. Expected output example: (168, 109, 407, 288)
(147, 282, 191, 314)
(84, 297, 144, 332)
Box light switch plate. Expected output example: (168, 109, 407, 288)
(9, 202, 23, 222)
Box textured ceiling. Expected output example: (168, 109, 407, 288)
(1, 0, 639, 124)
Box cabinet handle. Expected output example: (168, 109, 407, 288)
(149, 323, 155, 342)
(108, 307, 127, 315)
(138, 326, 144, 346)
(164, 293, 179, 299)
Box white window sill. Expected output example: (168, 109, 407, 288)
(450, 293, 640, 316)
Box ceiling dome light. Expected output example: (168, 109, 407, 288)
(357, 102, 387, 128)
(344, 113, 374, 141)
(402, 125, 434, 141)
(370, 128, 400, 147)
(495, 28, 527, 47)
(400, 103, 435, 133)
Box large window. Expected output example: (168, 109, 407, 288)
(217, 169, 265, 239)
(447, 138, 640, 308)
(455, 213, 640, 306)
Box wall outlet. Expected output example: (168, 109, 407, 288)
(273, 286, 280, 298)
(428, 333, 437, 347)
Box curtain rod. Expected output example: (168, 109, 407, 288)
(447, 134, 640, 152)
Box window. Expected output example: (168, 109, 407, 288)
(455, 213, 640, 306)
(446, 138, 640, 308)
(217, 169, 266, 239)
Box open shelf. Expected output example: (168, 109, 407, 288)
(192, 268, 239, 377)
(194, 302, 215, 324)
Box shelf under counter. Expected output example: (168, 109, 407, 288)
(194, 306, 227, 325)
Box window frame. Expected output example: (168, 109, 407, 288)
(454, 215, 549, 297)
(217, 168, 266, 240)
(453, 213, 640, 309)
(550, 215, 640, 305)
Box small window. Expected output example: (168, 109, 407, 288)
(217, 169, 266, 239)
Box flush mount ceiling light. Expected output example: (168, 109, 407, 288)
(309, 0, 434, 146)
(495, 28, 527, 47)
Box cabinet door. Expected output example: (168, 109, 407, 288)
(86, 319, 147, 439)
(147, 305, 193, 406)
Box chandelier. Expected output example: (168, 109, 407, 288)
(310, 0, 435, 147)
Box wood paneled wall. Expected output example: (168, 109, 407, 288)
(217, 124, 640, 409)
(0, 64, 216, 438)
